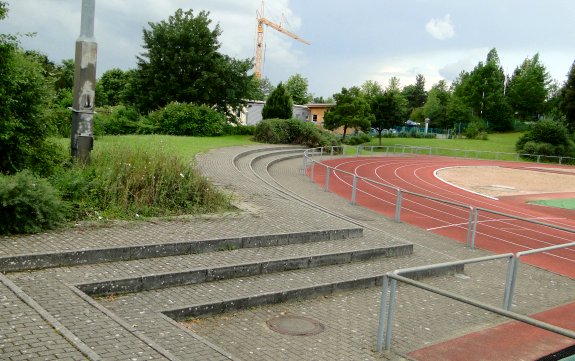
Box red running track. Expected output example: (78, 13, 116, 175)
(310, 156, 575, 279)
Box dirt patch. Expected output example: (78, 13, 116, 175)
(436, 166, 575, 198)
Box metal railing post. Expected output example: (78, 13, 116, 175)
(324, 167, 331, 192)
(395, 189, 402, 222)
(470, 208, 479, 249)
(376, 276, 389, 352)
(503, 256, 519, 310)
(330, 146, 334, 157)
(310, 160, 315, 182)
(302, 154, 308, 174)
(351, 175, 358, 205)
(384, 279, 398, 350)
(466, 206, 474, 247)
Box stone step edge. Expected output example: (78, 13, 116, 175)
(162, 263, 465, 321)
(77, 243, 413, 297)
(0, 228, 363, 272)
(231, 146, 304, 167)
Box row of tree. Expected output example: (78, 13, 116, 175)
(322, 49, 575, 141)
(4, 1, 575, 176)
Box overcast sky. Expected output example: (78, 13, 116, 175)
(1, 0, 575, 98)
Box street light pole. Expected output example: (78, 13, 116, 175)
(70, 0, 97, 163)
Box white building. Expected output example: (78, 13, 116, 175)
(238, 101, 312, 126)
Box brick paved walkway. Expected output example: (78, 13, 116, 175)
(0, 144, 573, 360)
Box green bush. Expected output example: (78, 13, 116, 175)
(254, 119, 339, 148)
(94, 105, 143, 135)
(464, 119, 489, 140)
(0, 170, 68, 234)
(344, 133, 371, 145)
(516, 119, 574, 158)
(396, 129, 436, 139)
(223, 124, 255, 136)
(147, 102, 227, 136)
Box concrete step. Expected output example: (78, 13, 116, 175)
(77, 241, 413, 297)
(0, 228, 362, 272)
(93, 232, 461, 322)
(105, 255, 462, 321)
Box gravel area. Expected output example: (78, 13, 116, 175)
(436, 166, 575, 198)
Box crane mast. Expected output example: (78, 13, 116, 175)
(254, 2, 309, 79)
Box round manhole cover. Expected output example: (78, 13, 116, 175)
(266, 315, 324, 336)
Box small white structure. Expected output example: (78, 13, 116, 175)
(238, 100, 266, 126)
(238, 100, 312, 126)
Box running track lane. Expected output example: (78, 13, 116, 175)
(309, 156, 575, 278)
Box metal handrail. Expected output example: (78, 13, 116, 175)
(504, 241, 575, 310)
(302, 147, 575, 353)
(376, 253, 575, 352)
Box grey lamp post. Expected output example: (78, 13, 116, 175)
(70, 0, 97, 163)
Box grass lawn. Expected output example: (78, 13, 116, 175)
(55, 135, 259, 161)
(367, 132, 522, 154)
(530, 198, 575, 210)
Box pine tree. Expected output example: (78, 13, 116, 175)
(262, 82, 293, 119)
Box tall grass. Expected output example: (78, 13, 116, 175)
(52, 138, 236, 220)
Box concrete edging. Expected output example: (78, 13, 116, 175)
(0, 228, 363, 272)
(76, 244, 413, 296)
(162, 263, 464, 321)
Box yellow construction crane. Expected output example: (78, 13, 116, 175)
(254, 1, 310, 79)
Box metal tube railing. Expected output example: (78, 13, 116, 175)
(376, 253, 575, 352)
(377, 271, 575, 352)
(503, 241, 575, 310)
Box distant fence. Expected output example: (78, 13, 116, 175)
(333, 144, 575, 164)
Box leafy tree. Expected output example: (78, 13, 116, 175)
(249, 76, 274, 101)
(262, 82, 292, 119)
(402, 74, 427, 114)
(96, 68, 129, 106)
(361, 80, 384, 99)
(312, 96, 334, 103)
(507, 54, 551, 121)
(0, 6, 63, 175)
(446, 94, 471, 128)
(454, 48, 512, 131)
(130, 9, 253, 115)
(422, 80, 450, 128)
(285, 73, 311, 104)
(53, 59, 75, 91)
(561, 60, 575, 132)
(370, 81, 408, 144)
(323, 87, 374, 140)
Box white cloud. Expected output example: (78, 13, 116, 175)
(425, 14, 455, 40)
